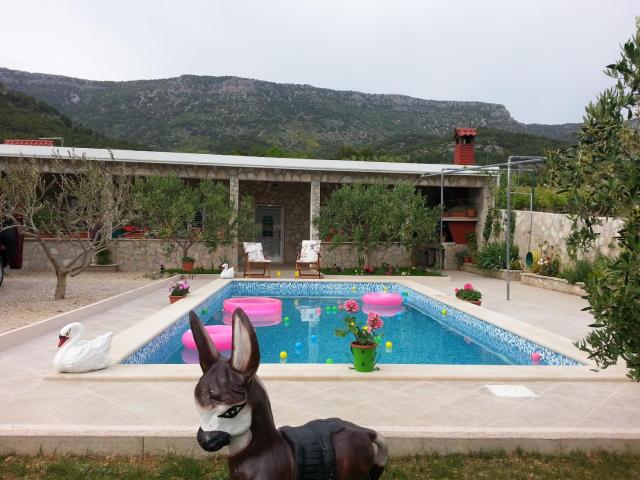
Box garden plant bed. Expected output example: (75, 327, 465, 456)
(3, 452, 640, 479)
(87, 263, 120, 273)
(320, 266, 443, 276)
(461, 263, 522, 281)
(521, 272, 587, 296)
(164, 267, 221, 275)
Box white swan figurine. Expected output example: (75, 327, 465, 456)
(53, 322, 113, 373)
(220, 263, 235, 279)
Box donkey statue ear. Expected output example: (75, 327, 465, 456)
(230, 308, 260, 378)
(189, 311, 220, 373)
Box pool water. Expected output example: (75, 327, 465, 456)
(165, 296, 513, 365)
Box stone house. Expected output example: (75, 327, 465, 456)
(0, 136, 491, 272)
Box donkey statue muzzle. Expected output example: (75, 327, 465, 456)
(197, 428, 231, 452)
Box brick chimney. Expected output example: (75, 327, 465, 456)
(453, 128, 477, 165)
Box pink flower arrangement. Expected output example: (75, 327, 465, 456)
(366, 312, 384, 331)
(340, 299, 360, 313)
(454, 283, 481, 302)
(169, 279, 190, 296)
(335, 298, 384, 346)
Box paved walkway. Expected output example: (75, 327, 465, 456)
(0, 271, 638, 455)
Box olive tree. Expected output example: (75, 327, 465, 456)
(548, 19, 640, 380)
(0, 154, 134, 299)
(314, 183, 439, 267)
(134, 175, 256, 263)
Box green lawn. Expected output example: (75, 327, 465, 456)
(2, 452, 640, 479)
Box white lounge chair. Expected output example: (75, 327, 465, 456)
(295, 240, 321, 278)
(242, 242, 271, 278)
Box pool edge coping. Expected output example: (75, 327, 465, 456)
(43, 278, 630, 382)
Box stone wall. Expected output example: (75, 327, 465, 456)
(320, 242, 412, 268)
(520, 272, 586, 296)
(506, 210, 624, 264)
(20, 238, 234, 273)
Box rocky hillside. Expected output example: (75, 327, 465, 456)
(0, 67, 577, 159)
(0, 82, 141, 149)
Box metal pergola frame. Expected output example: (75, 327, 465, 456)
(421, 156, 547, 300)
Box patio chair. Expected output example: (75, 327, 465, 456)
(243, 242, 271, 278)
(295, 240, 321, 278)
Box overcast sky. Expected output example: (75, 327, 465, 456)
(0, 0, 636, 124)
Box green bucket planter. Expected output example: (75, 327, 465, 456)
(350, 342, 378, 372)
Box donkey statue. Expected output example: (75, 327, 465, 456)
(189, 309, 388, 480)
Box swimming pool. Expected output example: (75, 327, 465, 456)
(123, 281, 580, 367)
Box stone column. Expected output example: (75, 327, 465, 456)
(309, 178, 321, 240)
(229, 175, 240, 267)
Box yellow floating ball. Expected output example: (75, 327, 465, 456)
(276, 271, 281, 277)
(279, 351, 288, 360)
(441, 308, 447, 315)
(385, 341, 393, 349)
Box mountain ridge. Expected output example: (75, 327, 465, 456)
(0, 67, 577, 160)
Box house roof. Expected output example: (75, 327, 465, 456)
(0, 145, 485, 176)
(3, 139, 56, 146)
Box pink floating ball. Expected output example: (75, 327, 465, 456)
(531, 352, 542, 364)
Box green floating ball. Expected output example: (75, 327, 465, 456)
(200, 308, 208, 315)
(374, 335, 382, 344)
(402, 291, 409, 297)
(283, 318, 290, 326)
(325, 358, 334, 364)
(441, 308, 447, 316)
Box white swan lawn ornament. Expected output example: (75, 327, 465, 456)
(53, 322, 113, 373)
(220, 263, 235, 279)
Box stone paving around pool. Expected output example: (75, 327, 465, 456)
(1, 271, 639, 455)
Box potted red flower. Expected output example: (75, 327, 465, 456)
(168, 279, 190, 303)
(455, 283, 482, 306)
(334, 299, 384, 372)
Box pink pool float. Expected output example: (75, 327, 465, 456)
(223, 297, 282, 316)
(362, 303, 404, 317)
(223, 311, 282, 327)
(362, 292, 403, 307)
(182, 325, 232, 351)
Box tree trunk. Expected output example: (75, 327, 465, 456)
(54, 271, 68, 300)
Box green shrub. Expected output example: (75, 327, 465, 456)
(561, 259, 594, 284)
(95, 249, 113, 265)
(474, 242, 519, 271)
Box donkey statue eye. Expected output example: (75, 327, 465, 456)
(218, 402, 246, 419)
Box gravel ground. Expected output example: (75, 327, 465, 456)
(0, 270, 155, 334)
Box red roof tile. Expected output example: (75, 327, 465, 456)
(454, 128, 477, 137)
(3, 139, 56, 146)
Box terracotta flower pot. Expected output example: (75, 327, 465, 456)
(451, 209, 465, 218)
(463, 256, 472, 264)
(169, 295, 186, 304)
(182, 261, 194, 272)
(468, 299, 482, 306)
(466, 209, 477, 218)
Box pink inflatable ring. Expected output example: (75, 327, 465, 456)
(224, 297, 282, 316)
(362, 292, 403, 307)
(182, 325, 232, 351)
